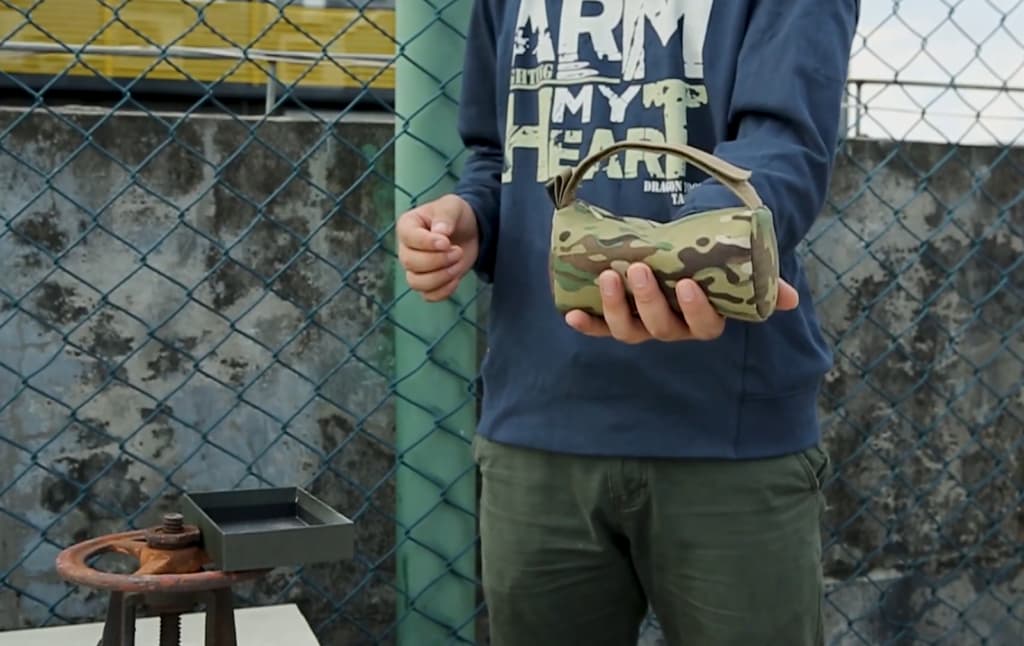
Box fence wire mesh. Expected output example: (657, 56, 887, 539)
(0, 1, 1021, 645)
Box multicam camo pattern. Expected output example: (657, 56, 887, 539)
(548, 199, 780, 323)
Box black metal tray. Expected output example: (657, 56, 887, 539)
(180, 486, 354, 572)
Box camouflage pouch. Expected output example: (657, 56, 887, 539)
(545, 140, 780, 323)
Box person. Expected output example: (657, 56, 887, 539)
(396, 1, 859, 644)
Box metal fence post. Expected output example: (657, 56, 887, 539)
(393, 1, 478, 644)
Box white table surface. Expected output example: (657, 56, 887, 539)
(0, 603, 319, 646)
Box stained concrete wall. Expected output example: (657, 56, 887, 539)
(807, 140, 1023, 645)
(1, 107, 1021, 645)
(0, 107, 399, 644)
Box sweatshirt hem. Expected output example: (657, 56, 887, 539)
(474, 384, 822, 461)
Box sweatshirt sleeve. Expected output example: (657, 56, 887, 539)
(677, 0, 859, 257)
(452, 0, 504, 283)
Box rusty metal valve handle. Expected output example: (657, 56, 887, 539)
(55, 513, 270, 646)
(55, 513, 263, 594)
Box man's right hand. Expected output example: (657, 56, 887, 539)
(396, 194, 479, 302)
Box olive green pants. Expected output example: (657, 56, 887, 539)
(472, 434, 830, 646)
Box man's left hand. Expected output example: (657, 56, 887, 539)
(565, 263, 800, 344)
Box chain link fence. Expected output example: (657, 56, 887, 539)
(0, 1, 1021, 645)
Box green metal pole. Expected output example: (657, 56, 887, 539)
(393, 1, 477, 644)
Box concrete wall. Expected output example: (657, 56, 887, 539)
(1, 107, 1021, 645)
(807, 139, 1023, 645)
(0, 107, 398, 644)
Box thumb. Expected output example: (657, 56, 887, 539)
(430, 210, 460, 237)
(776, 280, 800, 311)
(428, 195, 469, 237)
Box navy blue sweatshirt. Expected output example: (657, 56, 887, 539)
(453, 0, 859, 459)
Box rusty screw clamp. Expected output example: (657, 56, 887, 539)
(55, 513, 265, 646)
(143, 513, 197, 645)
(145, 513, 199, 549)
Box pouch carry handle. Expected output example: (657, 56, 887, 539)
(546, 140, 763, 211)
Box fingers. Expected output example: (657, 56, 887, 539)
(597, 271, 650, 344)
(404, 247, 475, 301)
(675, 279, 725, 340)
(567, 268, 694, 344)
(419, 276, 462, 302)
(396, 208, 452, 252)
(397, 206, 466, 302)
(399, 243, 462, 295)
(404, 265, 455, 297)
(401, 245, 463, 274)
(567, 269, 795, 343)
(627, 264, 689, 342)
(564, 272, 645, 341)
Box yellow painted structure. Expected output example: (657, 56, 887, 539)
(0, 0, 396, 92)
